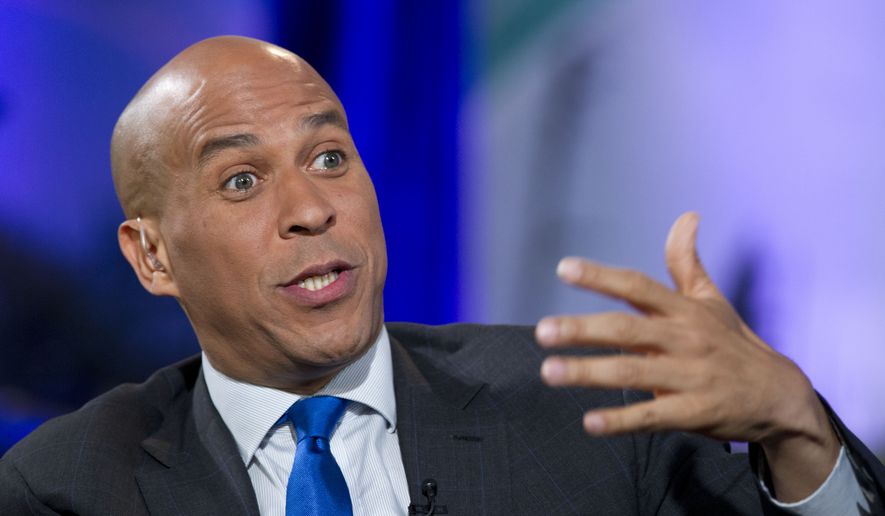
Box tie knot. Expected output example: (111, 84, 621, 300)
(285, 396, 349, 443)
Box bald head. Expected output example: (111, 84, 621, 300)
(110, 36, 336, 218)
(112, 35, 386, 393)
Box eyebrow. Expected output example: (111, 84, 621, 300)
(196, 109, 347, 168)
(301, 109, 348, 131)
(197, 133, 260, 168)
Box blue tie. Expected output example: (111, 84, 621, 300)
(283, 396, 353, 516)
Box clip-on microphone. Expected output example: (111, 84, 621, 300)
(408, 478, 447, 515)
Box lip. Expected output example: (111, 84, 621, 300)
(284, 260, 353, 286)
(278, 260, 356, 307)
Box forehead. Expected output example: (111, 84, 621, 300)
(170, 58, 345, 164)
(205, 60, 337, 117)
(196, 110, 348, 170)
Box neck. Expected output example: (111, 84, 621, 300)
(203, 349, 350, 394)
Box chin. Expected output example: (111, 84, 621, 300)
(296, 323, 377, 367)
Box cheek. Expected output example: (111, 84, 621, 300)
(166, 207, 270, 308)
(341, 174, 383, 229)
(343, 184, 386, 266)
(367, 204, 386, 270)
(174, 235, 246, 304)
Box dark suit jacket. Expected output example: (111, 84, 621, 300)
(2, 323, 883, 515)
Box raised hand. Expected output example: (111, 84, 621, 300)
(536, 212, 840, 501)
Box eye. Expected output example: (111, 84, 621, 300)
(309, 150, 346, 170)
(222, 171, 258, 192)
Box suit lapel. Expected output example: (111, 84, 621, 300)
(133, 336, 516, 515)
(392, 336, 513, 515)
(135, 368, 260, 516)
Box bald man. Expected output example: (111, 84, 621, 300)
(1, 36, 883, 515)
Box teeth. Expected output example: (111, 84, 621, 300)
(297, 270, 340, 291)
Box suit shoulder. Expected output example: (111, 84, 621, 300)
(387, 322, 535, 354)
(2, 355, 201, 473)
(387, 321, 609, 369)
(387, 322, 546, 388)
(387, 322, 624, 408)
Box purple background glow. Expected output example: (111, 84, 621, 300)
(461, 0, 885, 453)
(1, 0, 883, 457)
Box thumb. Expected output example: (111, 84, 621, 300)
(665, 212, 717, 298)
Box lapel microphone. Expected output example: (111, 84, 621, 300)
(408, 478, 447, 514)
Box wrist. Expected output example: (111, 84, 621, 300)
(759, 390, 840, 502)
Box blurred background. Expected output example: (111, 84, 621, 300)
(1, 0, 883, 459)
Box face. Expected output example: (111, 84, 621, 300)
(154, 49, 387, 390)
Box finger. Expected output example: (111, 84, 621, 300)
(541, 355, 687, 392)
(557, 257, 687, 315)
(664, 212, 720, 299)
(582, 396, 691, 435)
(536, 312, 681, 353)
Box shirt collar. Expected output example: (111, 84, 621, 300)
(202, 325, 397, 466)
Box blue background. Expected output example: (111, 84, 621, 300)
(0, 0, 461, 452)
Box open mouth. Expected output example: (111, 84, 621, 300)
(296, 270, 340, 291)
(284, 260, 353, 294)
(278, 259, 357, 306)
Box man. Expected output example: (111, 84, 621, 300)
(1, 35, 882, 515)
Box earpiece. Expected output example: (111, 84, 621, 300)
(137, 216, 166, 272)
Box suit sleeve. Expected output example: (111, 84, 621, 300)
(820, 396, 885, 513)
(623, 389, 766, 515)
(0, 457, 60, 516)
(625, 388, 885, 515)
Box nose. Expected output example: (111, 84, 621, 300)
(277, 173, 337, 238)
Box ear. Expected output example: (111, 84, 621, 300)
(118, 218, 180, 297)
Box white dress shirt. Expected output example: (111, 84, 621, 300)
(203, 325, 863, 514)
(203, 326, 411, 516)
(762, 445, 869, 514)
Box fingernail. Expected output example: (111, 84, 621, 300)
(536, 319, 559, 344)
(584, 414, 606, 434)
(557, 258, 582, 282)
(541, 359, 566, 384)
